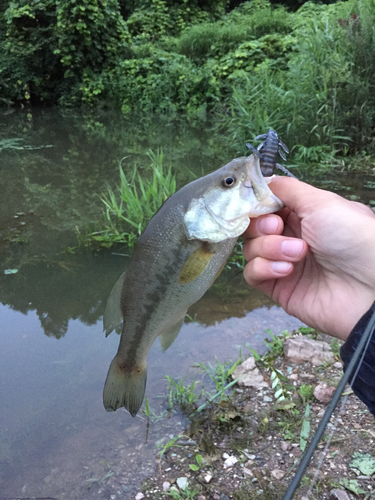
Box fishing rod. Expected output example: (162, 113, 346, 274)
(282, 309, 375, 500)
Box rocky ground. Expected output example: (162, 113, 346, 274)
(135, 329, 375, 500)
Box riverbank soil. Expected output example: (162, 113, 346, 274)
(140, 331, 375, 500)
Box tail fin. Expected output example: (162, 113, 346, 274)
(103, 355, 147, 417)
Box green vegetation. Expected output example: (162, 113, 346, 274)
(165, 375, 202, 411)
(299, 384, 314, 405)
(156, 434, 190, 459)
(189, 453, 203, 471)
(165, 485, 200, 499)
(2, 0, 375, 166)
(195, 355, 242, 400)
(80, 149, 177, 249)
(164, 355, 242, 415)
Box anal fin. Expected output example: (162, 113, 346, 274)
(159, 316, 185, 352)
(103, 271, 125, 337)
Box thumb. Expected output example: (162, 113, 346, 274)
(269, 176, 340, 217)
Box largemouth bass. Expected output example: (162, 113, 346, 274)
(103, 154, 283, 416)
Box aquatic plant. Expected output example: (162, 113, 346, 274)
(82, 149, 176, 249)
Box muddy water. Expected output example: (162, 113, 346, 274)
(0, 109, 371, 500)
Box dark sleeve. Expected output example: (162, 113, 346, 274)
(340, 302, 375, 416)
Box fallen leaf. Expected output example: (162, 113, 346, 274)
(350, 452, 375, 475)
(339, 478, 366, 495)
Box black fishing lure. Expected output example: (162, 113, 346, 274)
(246, 128, 296, 178)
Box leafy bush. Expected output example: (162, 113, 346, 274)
(0, 0, 131, 104)
(125, 0, 228, 40)
(224, 0, 375, 164)
(177, 2, 293, 61)
(81, 44, 221, 118)
(2, 0, 375, 159)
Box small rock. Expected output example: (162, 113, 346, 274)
(281, 441, 292, 452)
(243, 467, 254, 477)
(300, 373, 316, 379)
(314, 383, 336, 403)
(231, 356, 268, 389)
(284, 335, 335, 365)
(163, 482, 171, 492)
(329, 489, 351, 500)
(333, 361, 343, 369)
(271, 469, 285, 480)
(263, 395, 273, 402)
(197, 496, 207, 500)
(289, 373, 298, 380)
(176, 477, 188, 490)
(135, 494, 145, 500)
(204, 473, 213, 483)
(223, 454, 238, 469)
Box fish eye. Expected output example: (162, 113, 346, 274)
(222, 175, 236, 188)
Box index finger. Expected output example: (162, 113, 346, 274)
(243, 213, 284, 239)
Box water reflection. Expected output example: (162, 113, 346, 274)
(0, 299, 303, 499)
(0, 253, 126, 338)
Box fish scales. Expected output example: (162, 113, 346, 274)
(103, 155, 284, 416)
(117, 208, 236, 365)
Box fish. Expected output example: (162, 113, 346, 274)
(102, 153, 284, 417)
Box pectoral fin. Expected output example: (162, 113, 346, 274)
(179, 245, 214, 285)
(103, 271, 125, 337)
(159, 315, 185, 352)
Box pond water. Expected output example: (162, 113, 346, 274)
(0, 109, 372, 500)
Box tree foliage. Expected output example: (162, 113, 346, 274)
(0, 0, 131, 103)
(1, 0, 375, 155)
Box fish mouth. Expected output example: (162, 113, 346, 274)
(244, 155, 270, 201)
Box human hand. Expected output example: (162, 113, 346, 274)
(243, 177, 375, 340)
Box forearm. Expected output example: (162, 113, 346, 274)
(340, 302, 375, 415)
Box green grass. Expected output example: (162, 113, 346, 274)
(165, 376, 202, 411)
(195, 354, 242, 400)
(157, 434, 190, 460)
(165, 485, 200, 499)
(80, 149, 176, 249)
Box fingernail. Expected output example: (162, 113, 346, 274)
(272, 261, 293, 273)
(258, 215, 278, 234)
(281, 239, 304, 258)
